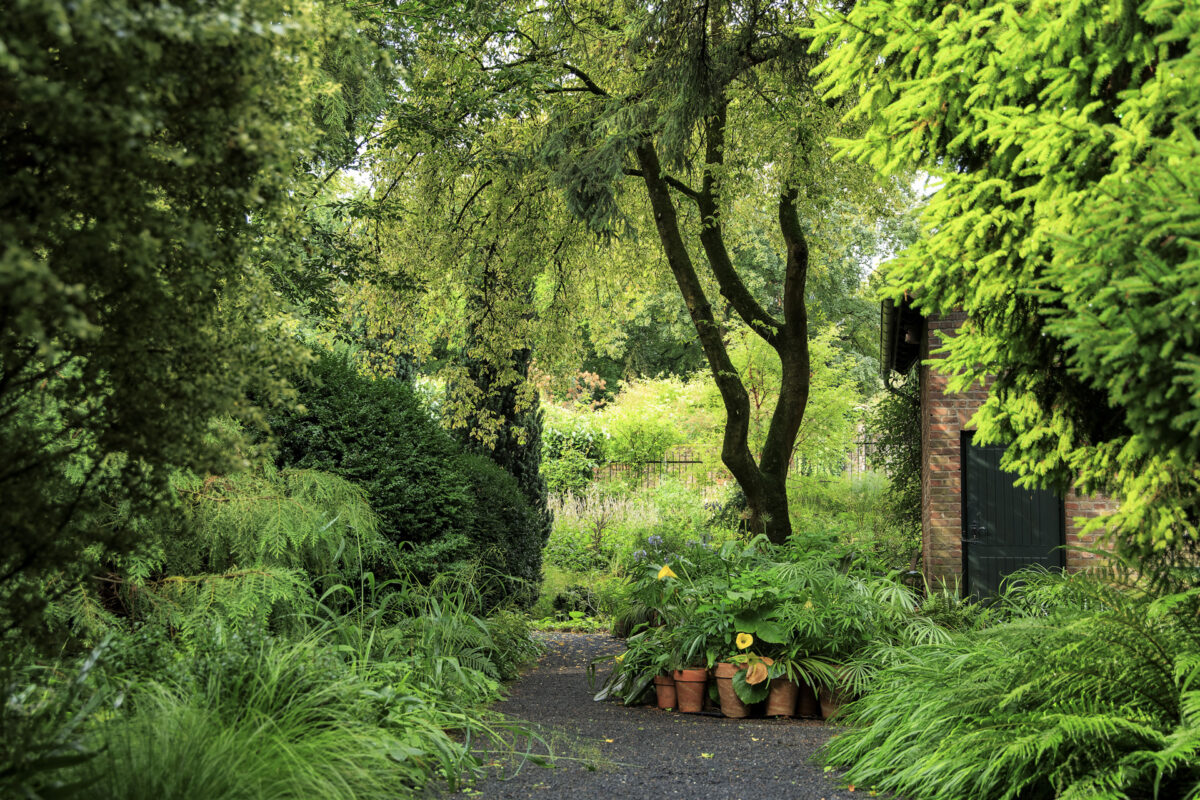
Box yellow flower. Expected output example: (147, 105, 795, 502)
(736, 632, 754, 650)
(804, 600, 814, 610)
(657, 564, 678, 580)
(615, 653, 625, 662)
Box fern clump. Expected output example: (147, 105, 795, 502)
(823, 570, 1200, 800)
(48, 464, 385, 647)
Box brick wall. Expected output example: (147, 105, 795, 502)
(919, 312, 1113, 589)
(1064, 490, 1117, 571)
(921, 311, 980, 589)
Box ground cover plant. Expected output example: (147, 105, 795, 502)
(4, 455, 543, 800)
(823, 565, 1200, 800)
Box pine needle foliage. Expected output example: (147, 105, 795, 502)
(823, 569, 1200, 800)
(814, 0, 1200, 556)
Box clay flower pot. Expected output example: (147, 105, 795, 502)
(766, 677, 799, 717)
(653, 673, 677, 710)
(712, 662, 750, 719)
(796, 681, 820, 718)
(819, 684, 854, 720)
(672, 668, 707, 713)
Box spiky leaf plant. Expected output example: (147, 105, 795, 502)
(823, 571, 1200, 800)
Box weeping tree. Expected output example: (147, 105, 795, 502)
(361, 0, 894, 544)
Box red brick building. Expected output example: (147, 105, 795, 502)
(882, 300, 1113, 595)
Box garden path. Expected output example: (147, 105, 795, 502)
(453, 632, 867, 800)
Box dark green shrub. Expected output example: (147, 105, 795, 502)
(455, 454, 544, 607)
(268, 352, 474, 573)
(270, 353, 545, 603)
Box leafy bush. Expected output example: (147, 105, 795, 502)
(541, 406, 608, 495)
(0, 0, 320, 631)
(789, 473, 920, 571)
(454, 454, 545, 607)
(823, 569, 1200, 800)
(269, 351, 474, 561)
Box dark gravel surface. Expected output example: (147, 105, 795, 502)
(451, 632, 871, 800)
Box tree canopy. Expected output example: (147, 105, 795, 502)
(347, 0, 903, 543)
(815, 0, 1200, 556)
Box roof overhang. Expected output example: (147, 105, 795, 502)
(881, 295, 924, 376)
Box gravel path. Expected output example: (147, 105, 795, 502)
(453, 632, 868, 800)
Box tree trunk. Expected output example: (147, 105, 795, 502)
(634, 133, 811, 546)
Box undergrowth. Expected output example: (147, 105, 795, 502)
(823, 566, 1200, 800)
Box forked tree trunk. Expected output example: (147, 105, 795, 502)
(634, 111, 811, 545)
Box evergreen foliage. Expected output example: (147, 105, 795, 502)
(454, 454, 544, 607)
(269, 351, 473, 561)
(815, 0, 1200, 557)
(270, 351, 543, 597)
(0, 0, 321, 631)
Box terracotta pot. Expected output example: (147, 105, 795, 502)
(712, 662, 750, 718)
(672, 668, 707, 713)
(796, 681, 820, 718)
(653, 674, 677, 710)
(819, 685, 853, 720)
(766, 677, 799, 717)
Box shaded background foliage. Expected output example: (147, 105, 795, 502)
(0, 0, 321, 634)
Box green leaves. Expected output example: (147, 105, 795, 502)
(818, 0, 1200, 557)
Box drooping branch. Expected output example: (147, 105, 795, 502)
(697, 103, 783, 343)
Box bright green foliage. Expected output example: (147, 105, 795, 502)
(61, 588, 539, 800)
(814, 0, 1200, 555)
(0, 0, 321, 628)
(352, 0, 903, 544)
(544, 480, 739, 575)
(824, 569, 1200, 800)
(541, 406, 610, 495)
(597, 534, 948, 705)
(48, 464, 382, 646)
(698, 326, 862, 476)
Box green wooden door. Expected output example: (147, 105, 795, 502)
(962, 434, 1064, 598)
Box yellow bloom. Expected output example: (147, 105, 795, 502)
(615, 653, 625, 662)
(736, 632, 754, 650)
(657, 564, 678, 580)
(804, 600, 814, 610)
